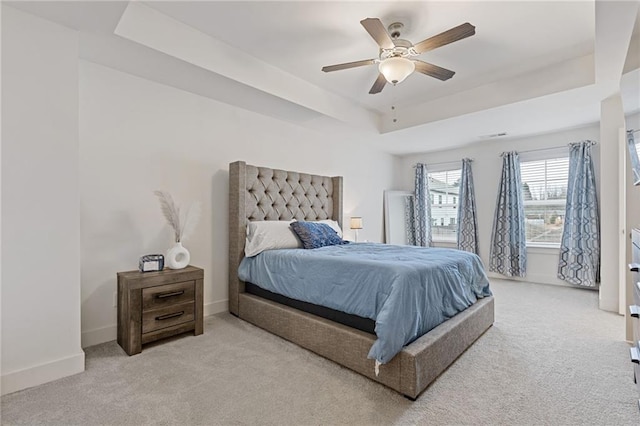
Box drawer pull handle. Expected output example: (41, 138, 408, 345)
(631, 347, 640, 364)
(631, 305, 640, 318)
(630, 263, 640, 272)
(156, 290, 184, 299)
(156, 311, 184, 321)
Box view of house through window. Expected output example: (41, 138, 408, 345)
(520, 157, 569, 245)
(428, 169, 461, 241)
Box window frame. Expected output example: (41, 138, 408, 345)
(520, 155, 569, 248)
(428, 168, 461, 243)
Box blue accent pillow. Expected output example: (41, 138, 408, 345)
(290, 221, 348, 249)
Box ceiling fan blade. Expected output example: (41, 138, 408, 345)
(369, 73, 387, 94)
(413, 22, 476, 54)
(360, 18, 395, 50)
(413, 60, 455, 81)
(322, 59, 376, 73)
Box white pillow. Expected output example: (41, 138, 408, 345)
(244, 220, 301, 257)
(315, 219, 343, 238)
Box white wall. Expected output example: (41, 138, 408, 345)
(600, 94, 626, 312)
(79, 61, 395, 347)
(1, 7, 84, 395)
(395, 124, 601, 287)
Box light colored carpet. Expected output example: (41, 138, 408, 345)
(1, 279, 638, 425)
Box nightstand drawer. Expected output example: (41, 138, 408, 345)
(142, 301, 195, 334)
(142, 281, 195, 311)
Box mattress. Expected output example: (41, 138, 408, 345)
(245, 282, 376, 334)
(238, 243, 492, 364)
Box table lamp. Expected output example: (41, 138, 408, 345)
(350, 217, 363, 242)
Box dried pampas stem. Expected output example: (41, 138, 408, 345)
(181, 202, 201, 243)
(154, 190, 200, 245)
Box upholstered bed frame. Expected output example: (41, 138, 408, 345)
(228, 161, 494, 399)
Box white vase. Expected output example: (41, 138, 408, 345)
(166, 241, 190, 269)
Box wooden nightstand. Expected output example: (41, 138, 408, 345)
(117, 265, 203, 355)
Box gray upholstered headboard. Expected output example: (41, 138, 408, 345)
(228, 161, 343, 315)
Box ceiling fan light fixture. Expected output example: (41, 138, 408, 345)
(379, 57, 415, 85)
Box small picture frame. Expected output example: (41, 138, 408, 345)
(139, 254, 164, 272)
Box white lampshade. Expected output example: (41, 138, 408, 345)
(350, 217, 363, 230)
(378, 57, 415, 85)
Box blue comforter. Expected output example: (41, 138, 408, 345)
(238, 243, 491, 364)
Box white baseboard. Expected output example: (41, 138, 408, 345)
(204, 299, 228, 316)
(488, 271, 565, 286)
(81, 324, 117, 348)
(487, 271, 597, 290)
(1, 351, 85, 396)
(81, 299, 229, 348)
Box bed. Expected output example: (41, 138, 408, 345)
(228, 161, 495, 399)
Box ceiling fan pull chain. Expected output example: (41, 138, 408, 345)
(391, 90, 399, 124)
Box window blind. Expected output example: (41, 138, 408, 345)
(428, 169, 461, 241)
(520, 157, 569, 244)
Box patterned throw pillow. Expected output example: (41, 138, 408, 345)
(289, 221, 348, 249)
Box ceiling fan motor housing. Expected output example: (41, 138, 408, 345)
(380, 38, 415, 61)
(388, 22, 404, 39)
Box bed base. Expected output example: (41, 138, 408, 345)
(239, 292, 494, 399)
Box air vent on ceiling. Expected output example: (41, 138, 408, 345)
(479, 132, 508, 139)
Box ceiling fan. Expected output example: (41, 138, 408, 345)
(322, 18, 475, 94)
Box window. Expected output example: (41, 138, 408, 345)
(520, 157, 569, 245)
(428, 169, 461, 241)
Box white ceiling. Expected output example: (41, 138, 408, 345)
(147, 1, 596, 113)
(5, 1, 640, 155)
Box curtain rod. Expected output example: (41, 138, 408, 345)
(629, 129, 640, 134)
(498, 141, 600, 157)
(502, 145, 569, 156)
(412, 159, 473, 168)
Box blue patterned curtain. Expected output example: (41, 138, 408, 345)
(413, 163, 432, 247)
(557, 140, 600, 287)
(490, 151, 527, 277)
(457, 158, 479, 254)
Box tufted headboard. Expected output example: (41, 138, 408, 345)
(228, 161, 343, 315)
